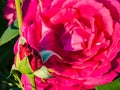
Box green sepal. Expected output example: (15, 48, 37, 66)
(15, 53, 21, 69)
(34, 66, 51, 79)
(11, 64, 18, 71)
(40, 50, 62, 63)
(95, 77, 120, 90)
(18, 56, 33, 74)
(8, 64, 18, 79)
(0, 20, 19, 46)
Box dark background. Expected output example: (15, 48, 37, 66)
(0, 0, 19, 89)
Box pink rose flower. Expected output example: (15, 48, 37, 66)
(21, 0, 42, 51)
(13, 0, 41, 53)
(14, 0, 120, 90)
(4, 0, 31, 25)
(14, 41, 43, 90)
(4, 0, 16, 25)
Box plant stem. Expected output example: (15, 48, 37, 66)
(15, 0, 22, 35)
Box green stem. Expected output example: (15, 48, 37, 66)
(15, 0, 22, 35)
(27, 74, 36, 90)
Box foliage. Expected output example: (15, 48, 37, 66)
(95, 77, 120, 90)
(0, 0, 20, 89)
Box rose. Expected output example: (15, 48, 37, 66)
(16, 42, 42, 71)
(14, 39, 43, 90)
(13, 0, 41, 53)
(4, 0, 31, 26)
(12, 0, 45, 89)
(37, 0, 120, 89)
(21, 0, 120, 89)
(20, 0, 42, 51)
(4, 0, 16, 25)
(16, 0, 120, 90)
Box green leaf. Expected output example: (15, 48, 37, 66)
(40, 50, 62, 63)
(0, 20, 19, 46)
(12, 71, 24, 90)
(8, 65, 24, 90)
(18, 56, 33, 74)
(7, 64, 19, 80)
(95, 77, 120, 90)
(34, 66, 51, 79)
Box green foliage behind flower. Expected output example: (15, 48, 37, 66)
(0, 0, 20, 89)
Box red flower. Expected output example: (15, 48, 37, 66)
(21, 0, 42, 51)
(4, 0, 16, 25)
(12, 0, 120, 89)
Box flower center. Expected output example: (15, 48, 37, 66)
(60, 19, 90, 51)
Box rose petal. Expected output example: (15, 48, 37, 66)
(22, 0, 41, 50)
(21, 74, 32, 90)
